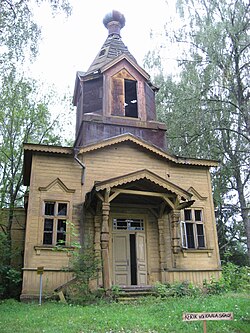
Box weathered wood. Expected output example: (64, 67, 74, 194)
(101, 199, 111, 290)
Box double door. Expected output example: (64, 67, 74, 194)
(113, 231, 147, 286)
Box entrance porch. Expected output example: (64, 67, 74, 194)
(84, 169, 194, 289)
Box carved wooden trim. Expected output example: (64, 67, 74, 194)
(95, 169, 192, 200)
(38, 178, 75, 193)
(187, 187, 208, 201)
(79, 133, 218, 167)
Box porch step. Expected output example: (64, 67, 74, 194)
(116, 286, 156, 302)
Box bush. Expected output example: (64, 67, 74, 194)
(154, 263, 250, 299)
(222, 262, 250, 292)
(203, 276, 226, 295)
(154, 281, 201, 298)
(0, 232, 22, 299)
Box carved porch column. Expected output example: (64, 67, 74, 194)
(101, 201, 111, 290)
(157, 217, 167, 283)
(94, 215, 102, 286)
(171, 210, 181, 255)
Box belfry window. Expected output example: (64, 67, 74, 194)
(124, 79, 138, 118)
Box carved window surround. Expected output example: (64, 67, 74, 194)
(34, 245, 74, 256)
(181, 248, 213, 258)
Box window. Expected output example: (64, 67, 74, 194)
(180, 209, 205, 249)
(124, 79, 138, 118)
(43, 201, 68, 245)
(113, 218, 144, 231)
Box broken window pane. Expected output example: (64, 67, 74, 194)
(57, 219, 66, 245)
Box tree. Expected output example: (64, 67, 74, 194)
(145, 0, 250, 262)
(0, 0, 71, 70)
(0, 69, 63, 297)
(0, 0, 73, 297)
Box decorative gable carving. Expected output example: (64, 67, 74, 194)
(38, 178, 75, 193)
(187, 186, 207, 201)
(113, 68, 136, 81)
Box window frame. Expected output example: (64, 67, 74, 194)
(180, 208, 206, 249)
(42, 201, 69, 246)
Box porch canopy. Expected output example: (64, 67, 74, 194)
(85, 169, 194, 213)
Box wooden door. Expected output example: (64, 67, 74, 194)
(136, 233, 147, 285)
(113, 234, 130, 286)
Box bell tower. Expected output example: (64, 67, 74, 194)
(73, 10, 167, 150)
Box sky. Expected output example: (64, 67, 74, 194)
(30, 0, 178, 97)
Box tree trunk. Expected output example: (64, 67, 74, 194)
(235, 169, 250, 263)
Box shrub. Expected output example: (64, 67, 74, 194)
(154, 281, 201, 298)
(203, 276, 226, 295)
(222, 262, 250, 292)
(0, 232, 22, 299)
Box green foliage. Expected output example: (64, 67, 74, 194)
(203, 276, 226, 295)
(64, 244, 101, 305)
(0, 0, 72, 68)
(0, 232, 22, 299)
(55, 222, 101, 304)
(222, 262, 250, 292)
(154, 281, 201, 298)
(154, 263, 250, 299)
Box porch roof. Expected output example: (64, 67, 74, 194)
(86, 169, 195, 211)
(95, 169, 192, 200)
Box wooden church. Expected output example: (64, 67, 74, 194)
(21, 11, 221, 300)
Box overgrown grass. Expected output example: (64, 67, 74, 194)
(0, 293, 249, 333)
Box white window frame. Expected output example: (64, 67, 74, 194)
(180, 208, 206, 249)
(43, 201, 69, 246)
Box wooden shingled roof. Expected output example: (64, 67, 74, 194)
(84, 10, 137, 76)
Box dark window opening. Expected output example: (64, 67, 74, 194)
(184, 209, 192, 221)
(43, 218, 53, 245)
(125, 79, 138, 118)
(197, 224, 205, 247)
(181, 208, 206, 249)
(186, 222, 195, 248)
(99, 48, 106, 57)
(130, 234, 137, 285)
(43, 201, 68, 246)
(45, 202, 55, 216)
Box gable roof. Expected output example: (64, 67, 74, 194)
(100, 54, 150, 80)
(78, 133, 219, 167)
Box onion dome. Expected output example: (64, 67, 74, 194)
(103, 10, 125, 36)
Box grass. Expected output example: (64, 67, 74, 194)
(0, 293, 249, 333)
